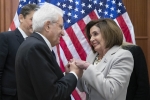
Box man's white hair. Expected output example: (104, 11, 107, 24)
(32, 2, 63, 32)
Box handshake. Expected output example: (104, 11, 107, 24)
(65, 58, 90, 79)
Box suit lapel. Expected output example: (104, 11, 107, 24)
(30, 33, 63, 76)
(14, 28, 24, 44)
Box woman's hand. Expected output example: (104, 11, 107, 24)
(70, 58, 90, 70)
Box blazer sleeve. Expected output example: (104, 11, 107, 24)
(83, 50, 134, 100)
(0, 33, 8, 99)
(23, 43, 77, 100)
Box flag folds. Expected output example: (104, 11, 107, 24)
(10, 0, 135, 100)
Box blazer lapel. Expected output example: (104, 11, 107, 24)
(86, 51, 97, 64)
(15, 28, 24, 44)
(87, 46, 121, 72)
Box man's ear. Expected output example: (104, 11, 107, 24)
(45, 21, 51, 31)
(18, 14, 24, 23)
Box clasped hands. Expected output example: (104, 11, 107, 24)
(65, 58, 90, 78)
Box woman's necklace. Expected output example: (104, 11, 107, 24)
(94, 54, 102, 65)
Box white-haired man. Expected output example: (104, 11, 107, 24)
(15, 2, 83, 100)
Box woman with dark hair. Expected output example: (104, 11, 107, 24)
(70, 18, 134, 100)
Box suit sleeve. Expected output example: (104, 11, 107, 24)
(132, 46, 149, 100)
(24, 44, 77, 100)
(0, 33, 8, 100)
(83, 50, 134, 100)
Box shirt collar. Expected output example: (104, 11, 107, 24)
(36, 32, 52, 51)
(18, 27, 28, 39)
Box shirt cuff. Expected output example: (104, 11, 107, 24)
(70, 71, 78, 80)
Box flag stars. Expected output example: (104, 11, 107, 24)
(75, 8, 78, 12)
(74, 14, 78, 18)
(81, 3, 85, 7)
(75, 1, 79, 5)
(99, 2, 103, 6)
(88, 4, 92, 8)
(110, 14, 113, 18)
(69, 0, 73, 3)
(63, 11, 65, 14)
(57, 2, 61, 6)
(62, 3, 66, 8)
(117, 9, 121, 13)
(110, 7, 114, 11)
(104, 11, 108, 15)
(67, 12, 71, 16)
(112, 0, 116, 4)
(19, 4, 22, 8)
(105, 4, 109, 8)
(124, 6, 126, 9)
(98, 9, 102, 13)
(80, 9, 85, 14)
(67, 19, 71, 23)
(94, 0, 97, 4)
(118, 2, 122, 6)
(68, 5, 72, 10)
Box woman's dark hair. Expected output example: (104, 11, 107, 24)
(85, 18, 123, 53)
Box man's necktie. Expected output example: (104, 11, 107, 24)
(51, 50, 56, 59)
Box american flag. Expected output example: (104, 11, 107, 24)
(9, 0, 135, 100)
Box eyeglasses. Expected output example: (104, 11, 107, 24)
(53, 22, 64, 30)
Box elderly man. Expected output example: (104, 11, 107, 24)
(15, 3, 83, 100)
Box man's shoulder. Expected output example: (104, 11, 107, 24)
(0, 29, 18, 37)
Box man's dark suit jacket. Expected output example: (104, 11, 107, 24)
(15, 32, 77, 100)
(0, 28, 24, 100)
(122, 45, 149, 100)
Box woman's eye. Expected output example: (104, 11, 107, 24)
(93, 32, 98, 36)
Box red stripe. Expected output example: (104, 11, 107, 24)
(10, 21, 16, 31)
(59, 37, 73, 61)
(77, 19, 90, 45)
(88, 10, 99, 20)
(66, 27, 86, 60)
(116, 16, 133, 43)
(72, 89, 82, 100)
(56, 45, 65, 72)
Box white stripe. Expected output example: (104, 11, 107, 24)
(59, 45, 68, 66)
(83, 15, 91, 25)
(71, 23, 92, 55)
(122, 12, 135, 44)
(114, 19, 126, 42)
(71, 94, 75, 100)
(94, 9, 100, 18)
(13, 12, 20, 28)
(62, 30, 81, 59)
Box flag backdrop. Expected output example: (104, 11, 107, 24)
(9, 0, 135, 100)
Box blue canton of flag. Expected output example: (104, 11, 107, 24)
(17, 0, 127, 30)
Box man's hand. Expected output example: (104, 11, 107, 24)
(71, 58, 90, 70)
(68, 60, 83, 79)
